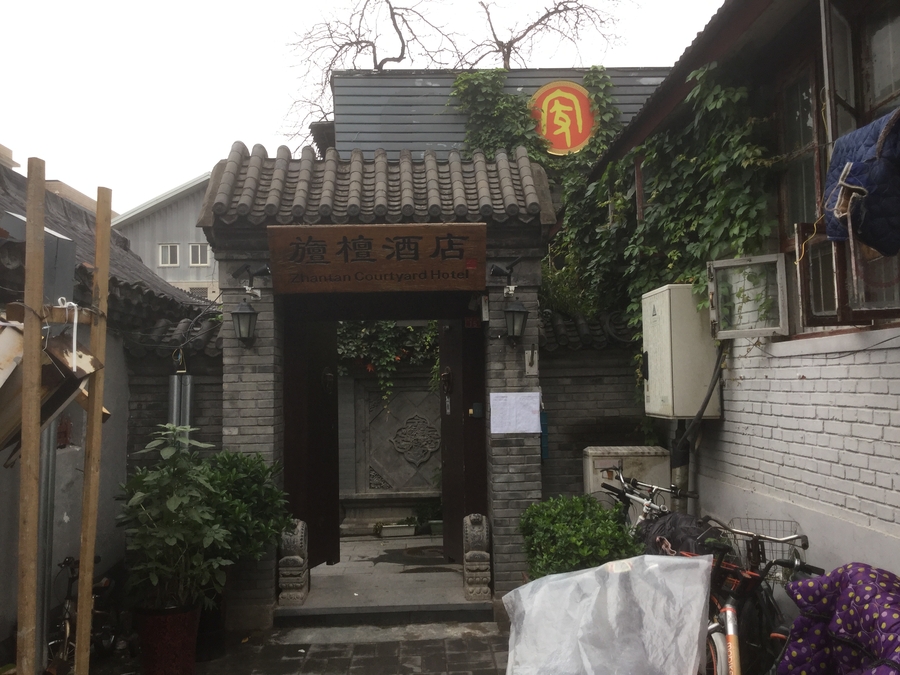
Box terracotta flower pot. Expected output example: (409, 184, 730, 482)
(137, 605, 201, 675)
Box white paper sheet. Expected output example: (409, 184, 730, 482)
(490, 392, 541, 434)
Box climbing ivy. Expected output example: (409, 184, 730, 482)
(452, 66, 623, 318)
(561, 64, 776, 328)
(453, 64, 776, 334)
(336, 320, 438, 401)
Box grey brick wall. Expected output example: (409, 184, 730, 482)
(539, 349, 644, 497)
(485, 261, 543, 595)
(697, 332, 900, 572)
(125, 358, 223, 466)
(218, 254, 284, 628)
(219, 256, 284, 467)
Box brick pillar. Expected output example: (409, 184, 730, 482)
(219, 254, 283, 630)
(485, 256, 542, 607)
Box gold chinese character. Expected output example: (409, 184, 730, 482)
(540, 90, 584, 148)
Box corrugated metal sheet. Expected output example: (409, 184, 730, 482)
(333, 68, 669, 159)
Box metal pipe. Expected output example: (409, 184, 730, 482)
(180, 375, 193, 432)
(168, 374, 182, 425)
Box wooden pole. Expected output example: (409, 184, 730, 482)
(74, 187, 111, 675)
(18, 157, 46, 675)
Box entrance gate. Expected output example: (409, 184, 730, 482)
(201, 141, 554, 628)
(279, 294, 485, 566)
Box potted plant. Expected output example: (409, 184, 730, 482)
(118, 425, 232, 675)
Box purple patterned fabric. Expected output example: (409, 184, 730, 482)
(777, 563, 900, 675)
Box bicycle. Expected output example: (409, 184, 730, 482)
(593, 465, 689, 526)
(46, 556, 119, 669)
(699, 517, 824, 675)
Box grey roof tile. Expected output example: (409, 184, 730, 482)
(0, 165, 205, 329)
(202, 142, 554, 229)
(540, 311, 635, 352)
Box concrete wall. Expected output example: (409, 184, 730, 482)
(0, 332, 130, 660)
(698, 328, 900, 575)
(539, 348, 644, 498)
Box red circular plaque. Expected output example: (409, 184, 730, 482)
(531, 81, 596, 155)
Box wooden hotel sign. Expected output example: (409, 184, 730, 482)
(267, 223, 486, 294)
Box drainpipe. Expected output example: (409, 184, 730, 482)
(168, 375, 183, 425)
(180, 375, 193, 430)
(671, 340, 728, 512)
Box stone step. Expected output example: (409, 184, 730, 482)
(274, 570, 493, 627)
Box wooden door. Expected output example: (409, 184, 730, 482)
(283, 314, 341, 567)
(438, 317, 486, 562)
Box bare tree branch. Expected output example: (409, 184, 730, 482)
(287, 0, 618, 146)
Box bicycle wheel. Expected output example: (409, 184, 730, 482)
(702, 632, 728, 675)
(47, 625, 76, 666)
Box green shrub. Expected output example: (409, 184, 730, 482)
(519, 494, 643, 579)
(206, 451, 294, 562)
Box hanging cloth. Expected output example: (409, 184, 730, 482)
(824, 108, 900, 256)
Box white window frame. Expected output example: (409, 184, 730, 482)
(190, 242, 209, 267)
(707, 254, 790, 339)
(159, 243, 179, 267)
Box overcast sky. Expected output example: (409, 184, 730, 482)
(2, 0, 723, 215)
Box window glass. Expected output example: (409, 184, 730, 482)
(782, 74, 818, 226)
(832, 8, 856, 105)
(160, 244, 178, 266)
(190, 243, 208, 266)
(809, 241, 836, 315)
(786, 155, 818, 225)
(783, 76, 814, 151)
(867, 5, 900, 113)
(849, 243, 900, 309)
(837, 106, 857, 137)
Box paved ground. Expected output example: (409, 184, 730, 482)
(278, 535, 489, 617)
(95, 622, 508, 675)
(91, 536, 508, 674)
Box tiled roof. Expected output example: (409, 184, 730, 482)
(202, 142, 555, 228)
(0, 165, 206, 329)
(540, 311, 635, 352)
(123, 317, 222, 359)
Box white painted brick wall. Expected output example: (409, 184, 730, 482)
(698, 331, 900, 572)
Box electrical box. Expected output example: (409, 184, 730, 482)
(642, 284, 721, 419)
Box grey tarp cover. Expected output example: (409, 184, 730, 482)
(503, 554, 713, 675)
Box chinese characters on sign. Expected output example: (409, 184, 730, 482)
(267, 224, 487, 294)
(531, 81, 595, 155)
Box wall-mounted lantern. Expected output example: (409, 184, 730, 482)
(231, 298, 259, 347)
(504, 301, 529, 346)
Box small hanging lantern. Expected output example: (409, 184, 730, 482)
(504, 301, 529, 345)
(231, 298, 259, 346)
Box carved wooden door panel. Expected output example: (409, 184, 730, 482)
(283, 315, 340, 568)
(357, 380, 441, 494)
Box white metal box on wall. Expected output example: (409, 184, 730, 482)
(642, 284, 721, 419)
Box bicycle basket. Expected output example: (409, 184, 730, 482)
(726, 518, 805, 583)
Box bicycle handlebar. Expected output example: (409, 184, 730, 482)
(600, 482, 669, 515)
(702, 516, 810, 549)
(761, 558, 825, 579)
(595, 466, 698, 500)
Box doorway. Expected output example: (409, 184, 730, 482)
(280, 291, 486, 593)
